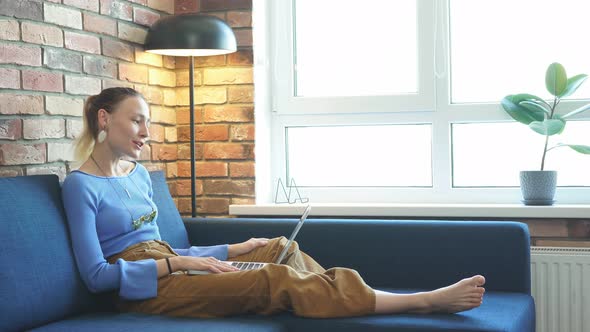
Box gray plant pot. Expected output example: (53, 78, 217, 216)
(519, 170, 557, 205)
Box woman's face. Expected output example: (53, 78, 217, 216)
(103, 96, 151, 159)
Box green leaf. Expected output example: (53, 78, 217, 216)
(545, 62, 567, 96)
(567, 145, 590, 154)
(553, 114, 567, 134)
(513, 94, 551, 110)
(501, 94, 545, 124)
(528, 119, 565, 136)
(559, 74, 588, 98)
(562, 103, 590, 119)
(519, 100, 551, 115)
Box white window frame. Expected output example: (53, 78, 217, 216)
(257, 0, 590, 205)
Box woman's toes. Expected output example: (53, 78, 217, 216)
(473, 275, 486, 286)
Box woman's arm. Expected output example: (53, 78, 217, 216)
(227, 238, 270, 258)
(172, 238, 270, 261)
(155, 256, 183, 276)
(161, 255, 239, 274)
(144, 169, 231, 261)
(62, 175, 159, 300)
(171, 245, 229, 260)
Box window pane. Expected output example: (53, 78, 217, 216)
(286, 125, 432, 186)
(294, 0, 417, 97)
(452, 121, 590, 187)
(450, 0, 590, 103)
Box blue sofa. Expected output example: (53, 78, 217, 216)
(0, 171, 535, 332)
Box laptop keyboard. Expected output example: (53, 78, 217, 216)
(231, 261, 264, 270)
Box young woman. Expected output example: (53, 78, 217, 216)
(61, 87, 486, 318)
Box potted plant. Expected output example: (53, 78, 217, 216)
(501, 62, 590, 205)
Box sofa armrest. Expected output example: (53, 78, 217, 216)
(183, 217, 531, 294)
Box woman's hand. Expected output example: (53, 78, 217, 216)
(180, 256, 240, 274)
(227, 238, 270, 258)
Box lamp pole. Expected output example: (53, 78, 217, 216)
(189, 55, 197, 217)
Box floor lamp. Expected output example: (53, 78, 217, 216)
(144, 14, 237, 217)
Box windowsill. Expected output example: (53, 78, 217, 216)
(229, 203, 590, 219)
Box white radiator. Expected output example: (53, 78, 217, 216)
(530, 247, 590, 332)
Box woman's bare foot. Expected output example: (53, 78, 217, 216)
(372, 275, 486, 315)
(423, 275, 486, 314)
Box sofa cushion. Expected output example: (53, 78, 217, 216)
(30, 289, 534, 332)
(295, 289, 534, 332)
(149, 171, 190, 249)
(0, 175, 99, 332)
(266, 289, 534, 332)
(29, 312, 282, 332)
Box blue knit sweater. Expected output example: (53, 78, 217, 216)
(61, 161, 228, 300)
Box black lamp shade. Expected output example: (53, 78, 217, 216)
(144, 14, 237, 56)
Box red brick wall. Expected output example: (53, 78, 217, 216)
(0, 0, 254, 218)
(0, 0, 176, 182)
(524, 219, 590, 247)
(381, 217, 590, 247)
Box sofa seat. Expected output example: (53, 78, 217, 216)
(30, 289, 534, 332)
(29, 312, 283, 332)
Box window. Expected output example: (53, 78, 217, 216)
(449, 0, 590, 103)
(270, 0, 435, 115)
(294, 1, 418, 97)
(263, 0, 590, 204)
(452, 121, 590, 187)
(287, 124, 432, 187)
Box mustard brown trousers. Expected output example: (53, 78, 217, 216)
(105, 237, 376, 318)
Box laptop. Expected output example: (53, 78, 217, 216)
(187, 205, 312, 275)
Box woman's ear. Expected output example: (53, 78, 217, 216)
(97, 109, 110, 130)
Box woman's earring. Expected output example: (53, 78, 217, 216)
(97, 130, 107, 143)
